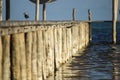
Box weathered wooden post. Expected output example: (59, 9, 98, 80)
(25, 32, 32, 80)
(2, 35, 10, 80)
(42, 30, 47, 80)
(72, 8, 76, 21)
(31, 32, 37, 80)
(88, 9, 92, 42)
(37, 30, 43, 80)
(43, 1, 46, 21)
(35, 0, 40, 20)
(0, 37, 2, 80)
(6, 0, 10, 20)
(0, 0, 2, 21)
(19, 33, 26, 80)
(112, 0, 118, 44)
(88, 9, 92, 22)
(42, 0, 56, 21)
(11, 34, 21, 80)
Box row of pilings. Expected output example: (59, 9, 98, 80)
(0, 21, 90, 80)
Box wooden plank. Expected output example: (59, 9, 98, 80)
(11, 34, 21, 80)
(48, 28, 55, 76)
(42, 30, 47, 80)
(62, 28, 67, 63)
(0, 21, 79, 28)
(0, 36, 2, 80)
(31, 31, 37, 80)
(2, 35, 10, 80)
(54, 28, 59, 68)
(25, 32, 32, 80)
(19, 33, 26, 80)
(37, 30, 43, 80)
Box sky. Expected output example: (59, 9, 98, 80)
(2, 0, 120, 21)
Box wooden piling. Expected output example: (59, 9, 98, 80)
(88, 9, 92, 42)
(48, 28, 55, 76)
(6, 0, 10, 20)
(19, 33, 26, 80)
(43, 2, 46, 21)
(0, 0, 2, 21)
(66, 28, 72, 59)
(31, 31, 37, 80)
(0, 37, 2, 80)
(58, 28, 62, 65)
(11, 34, 21, 80)
(45, 28, 55, 77)
(42, 30, 47, 80)
(88, 9, 92, 22)
(78, 24, 81, 49)
(35, 0, 40, 21)
(2, 35, 10, 80)
(72, 8, 76, 21)
(54, 29, 59, 68)
(37, 30, 43, 80)
(62, 28, 67, 63)
(25, 32, 32, 80)
(112, 0, 118, 44)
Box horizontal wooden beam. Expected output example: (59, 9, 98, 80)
(0, 21, 86, 36)
(0, 21, 83, 27)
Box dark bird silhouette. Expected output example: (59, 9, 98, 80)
(23, 12, 29, 19)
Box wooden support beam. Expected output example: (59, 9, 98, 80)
(88, 9, 92, 42)
(6, 0, 10, 20)
(35, 0, 40, 21)
(31, 32, 37, 80)
(25, 32, 32, 80)
(43, 2, 46, 21)
(0, 37, 2, 80)
(72, 8, 76, 21)
(0, 0, 2, 21)
(2, 35, 10, 80)
(19, 33, 26, 80)
(112, 0, 118, 44)
(11, 34, 21, 80)
(37, 30, 43, 80)
(88, 9, 92, 22)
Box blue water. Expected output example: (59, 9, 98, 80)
(92, 22, 120, 44)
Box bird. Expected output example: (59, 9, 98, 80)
(23, 12, 29, 20)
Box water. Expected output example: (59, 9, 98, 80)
(47, 22, 120, 80)
(92, 22, 120, 43)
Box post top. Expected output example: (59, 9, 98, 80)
(29, 0, 56, 4)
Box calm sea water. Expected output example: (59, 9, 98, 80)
(47, 22, 120, 80)
(92, 22, 120, 43)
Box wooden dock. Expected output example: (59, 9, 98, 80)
(0, 21, 90, 80)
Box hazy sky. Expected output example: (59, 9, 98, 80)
(2, 0, 120, 20)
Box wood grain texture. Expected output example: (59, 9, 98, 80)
(2, 35, 10, 80)
(0, 37, 2, 80)
(25, 32, 32, 80)
(11, 34, 21, 80)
